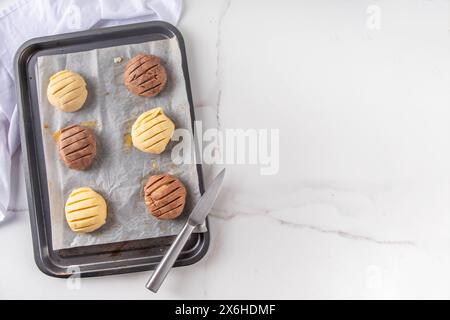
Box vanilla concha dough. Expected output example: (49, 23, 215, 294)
(47, 70, 88, 112)
(131, 107, 175, 154)
(65, 187, 107, 233)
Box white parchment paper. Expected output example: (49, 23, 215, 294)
(36, 38, 206, 250)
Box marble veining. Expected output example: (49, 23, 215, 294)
(214, 0, 231, 130)
(210, 211, 415, 247)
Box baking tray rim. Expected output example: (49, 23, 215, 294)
(14, 21, 210, 278)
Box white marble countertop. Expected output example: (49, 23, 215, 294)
(2, 0, 450, 299)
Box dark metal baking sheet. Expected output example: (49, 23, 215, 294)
(14, 21, 209, 278)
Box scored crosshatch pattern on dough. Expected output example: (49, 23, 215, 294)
(131, 107, 175, 154)
(58, 124, 96, 170)
(144, 174, 187, 220)
(124, 54, 168, 97)
(65, 187, 107, 233)
(47, 70, 88, 112)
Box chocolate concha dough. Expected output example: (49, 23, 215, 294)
(58, 124, 96, 170)
(144, 174, 187, 220)
(124, 54, 167, 97)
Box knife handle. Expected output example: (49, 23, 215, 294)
(145, 222, 196, 292)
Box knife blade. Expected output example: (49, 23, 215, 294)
(188, 168, 226, 226)
(145, 168, 226, 292)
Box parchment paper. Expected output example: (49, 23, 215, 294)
(36, 38, 206, 250)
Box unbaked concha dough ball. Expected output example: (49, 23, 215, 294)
(65, 187, 107, 233)
(144, 174, 187, 220)
(131, 107, 175, 154)
(58, 124, 96, 170)
(47, 70, 88, 112)
(124, 54, 167, 97)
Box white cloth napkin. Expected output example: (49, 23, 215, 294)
(0, 0, 183, 222)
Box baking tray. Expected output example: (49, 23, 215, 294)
(14, 21, 209, 278)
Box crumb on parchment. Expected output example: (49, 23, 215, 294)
(52, 130, 61, 142)
(80, 121, 97, 129)
(113, 57, 123, 63)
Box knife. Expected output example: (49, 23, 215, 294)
(145, 168, 226, 292)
